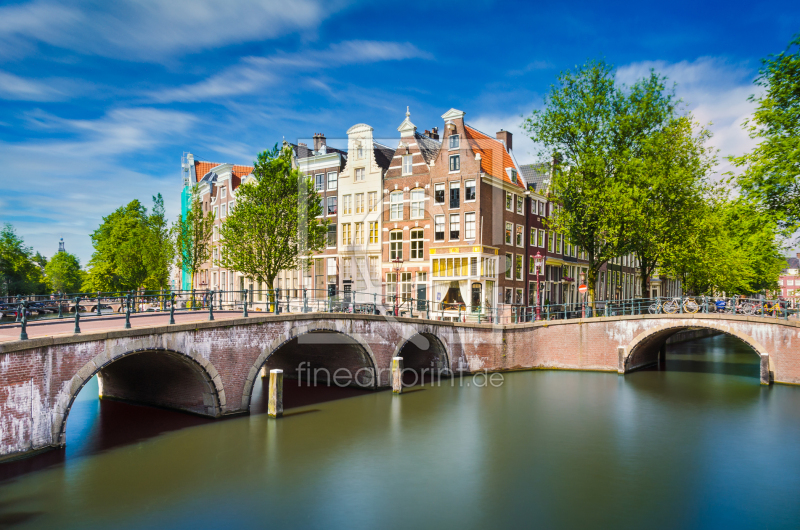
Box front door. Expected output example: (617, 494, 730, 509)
(471, 283, 482, 312)
(417, 284, 427, 310)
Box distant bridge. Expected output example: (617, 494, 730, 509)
(1, 312, 797, 461)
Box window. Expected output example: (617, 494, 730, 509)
(327, 224, 336, 247)
(506, 191, 513, 211)
(449, 214, 460, 240)
(402, 155, 412, 175)
(539, 229, 545, 247)
(327, 196, 337, 215)
(411, 189, 424, 219)
(327, 257, 337, 277)
(434, 183, 445, 204)
(390, 230, 403, 260)
(357, 145, 364, 159)
(530, 227, 537, 246)
(213, 225, 219, 241)
(327, 171, 337, 190)
(505, 288, 512, 304)
(213, 247, 218, 263)
(449, 134, 460, 149)
(465, 179, 476, 201)
(369, 221, 378, 244)
(401, 272, 412, 301)
(342, 223, 351, 245)
(516, 225, 523, 247)
(516, 196, 523, 214)
(355, 193, 364, 214)
(228, 200, 235, 212)
(342, 258, 352, 280)
(410, 229, 424, 260)
(386, 273, 396, 302)
(505, 253, 512, 279)
(529, 256, 535, 274)
(465, 212, 476, 240)
(319, 197, 325, 217)
(369, 256, 378, 279)
(213, 205, 218, 218)
(449, 155, 460, 172)
(368, 191, 378, 212)
(221, 187, 227, 198)
(315, 174, 324, 191)
(516, 255, 523, 280)
(435, 215, 445, 241)
(539, 201, 545, 216)
(390, 191, 403, 220)
(548, 232, 554, 252)
(355, 168, 365, 182)
(221, 203, 226, 218)
(557, 233, 563, 254)
(515, 288, 523, 304)
(505, 222, 513, 245)
(343, 194, 352, 215)
(355, 222, 364, 244)
(449, 181, 460, 209)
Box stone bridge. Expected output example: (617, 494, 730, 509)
(1, 312, 798, 461)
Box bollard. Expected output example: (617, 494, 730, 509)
(243, 289, 249, 317)
(74, 297, 81, 333)
(169, 293, 176, 324)
(124, 295, 131, 329)
(96, 294, 102, 317)
(303, 288, 308, 313)
(268, 369, 284, 417)
(392, 357, 404, 394)
(208, 291, 214, 321)
(58, 300, 63, 319)
(19, 301, 28, 340)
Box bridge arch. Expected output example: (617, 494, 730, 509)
(623, 321, 772, 384)
(391, 325, 452, 380)
(241, 323, 379, 411)
(52, 347, 225, 446)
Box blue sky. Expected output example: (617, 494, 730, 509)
(1, 0, 798, 264)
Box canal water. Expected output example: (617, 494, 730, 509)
(1, 334, 799, 529)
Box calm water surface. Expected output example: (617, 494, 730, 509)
(1, 334, 799, 529)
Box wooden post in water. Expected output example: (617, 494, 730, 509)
(268, 369, 283, 417)
(392, 357, 404, 394)
(760, 354, 772, 386)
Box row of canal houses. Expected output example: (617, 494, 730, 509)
(179, 108, 683, 317)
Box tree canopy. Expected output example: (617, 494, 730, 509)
(219, 144, 326, 291)
(45, 251, 85, 294)
(0, 224, 48, 296)
(174, 185, 214, 290)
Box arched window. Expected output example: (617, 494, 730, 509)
(390, 230, 403, 260)
(390, 191, 403, 220)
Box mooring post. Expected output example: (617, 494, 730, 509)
(268, 369, 284, 417)
(760, 354, 772, 386)
(19, 301, 28, 340)
(124, 294, 131, 329)
(74, 297, 82, 334)
(392, 357, 404, 394)
(243, 289, 249, 317)
(169, 293, 176, 324)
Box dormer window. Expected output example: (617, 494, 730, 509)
(449, 134, 460, 150)
(402, 155, 412, 175)
(506, 168, 518, 184)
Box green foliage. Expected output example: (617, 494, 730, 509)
(219, 144, 326, 289)
(85, 195, 174, 292)
(731, 34, 800, 238)
(174, 186, 214, 289)
(0, 224, 49, 296)
(45, 251, 85, 294)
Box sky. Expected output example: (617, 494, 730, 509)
(1, 0, 798, 264)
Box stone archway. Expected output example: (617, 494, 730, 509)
(53, 347, 225, 447)
(392, 329, 451, 384)
(623, 322, 772, 385)
(240, 323, 379, 411)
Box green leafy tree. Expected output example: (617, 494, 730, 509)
(45, 251, 85, 294)
(174, 186, 214, 291)
(731, 34, 800, 239)
(219, 145, 326, 294)
(143, 194, 174, 291)
(628, 116, 715, 298)
(0, 224, 49, 296)
(524, 61, 675, 308)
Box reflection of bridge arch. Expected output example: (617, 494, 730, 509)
(241, 324, 379, 411)
(624, 322, 772, 384)
(53, 347, 225, 447)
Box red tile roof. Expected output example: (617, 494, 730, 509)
(464, 125, 524, 189)
(194, 161, 253, 189)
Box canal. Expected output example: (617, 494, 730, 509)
(1, 333, 799, 529)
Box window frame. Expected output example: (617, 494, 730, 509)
(434, 215, 445, 241)
(505, 222, 513, 245)
(449, 154, 460, 172)
(390, 230, 403, 261)
(315, 174, 324, 191)
(465, 212, 476, 240)
(402, 155, 412, 175)
(434, 183, 445, 205)
(410, 188, 425, 219)
(449, 213, 460, 241)
(327, 171, 338, 190)
(410, 228, 424, 260)
(449, 181, 460, 209)
(449, 134, 460, 150)
(390, 191, 403, 221)
(465, 179, 476, 202)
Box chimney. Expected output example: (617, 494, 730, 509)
(496, 129, 512, 151)
(424, 129, 430, 136)
(313, 133, 326, 152)
(430, 127, 439, 140)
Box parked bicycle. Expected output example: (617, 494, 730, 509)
(648, 296, 701, 314)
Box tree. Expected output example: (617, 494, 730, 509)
(524, 60, 676, 308)
(731, 34, 800, 239)
(45, 251, 85, 294)
(219, 144, 326, 294)
(174, 186, 214, 291)
(0, 224, 48, 296)
(142, 194, 174, 291)
(628, 116, 715, 298)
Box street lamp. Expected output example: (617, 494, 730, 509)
(534, 251, 544, 321)
(391, 258, 403, 316)
(580, 271, 586, 318)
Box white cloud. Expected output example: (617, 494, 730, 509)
(151, 40, 433, 102)
(0, 70, 69, 100)
(617, 57, 759, 175)
(0, 0, 351, 62)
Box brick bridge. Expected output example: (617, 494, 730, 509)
(1, 312, 798, 461)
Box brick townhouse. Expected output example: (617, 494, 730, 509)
(422, 108, 527, 315)
(777, 254, 800, 306)
(381, 108, 441, 309)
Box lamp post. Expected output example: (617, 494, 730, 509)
(534, 251, 544, 321)
(580, 271, 586, 318)
(391, 258, 403, 316)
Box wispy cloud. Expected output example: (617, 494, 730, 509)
(151, 40, 433, 102)
(508, 60, 553, 76)
(0, 71, 68, 101)
(0, 0, 352, 62)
